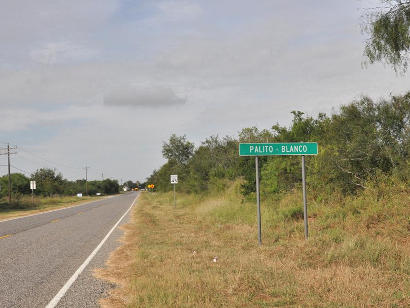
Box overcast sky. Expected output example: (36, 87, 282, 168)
(0, 0, 409, 182)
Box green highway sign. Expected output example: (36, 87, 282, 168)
(239, 142, 318, 156)
(240, 142, 318, 243)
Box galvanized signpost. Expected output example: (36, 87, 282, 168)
(170, 175, 178, 207)
(239, 142, 318, 244)
(30, 180, 36, 205)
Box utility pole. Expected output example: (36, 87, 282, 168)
(0, 143, 17, 204)
(8, 144, 11, 203)
(84, 166, 90, 195)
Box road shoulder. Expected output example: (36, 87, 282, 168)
(93, 198, 140, 307)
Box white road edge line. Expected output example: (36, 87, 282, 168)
(0, 195, 118, 223)
(45, 193, 140, 308)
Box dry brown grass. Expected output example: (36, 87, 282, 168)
(97, 186, 409, 307)
(94, 208, 141, 308)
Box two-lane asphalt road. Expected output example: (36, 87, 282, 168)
(0, 192, 138, 308)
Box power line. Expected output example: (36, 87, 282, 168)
(11, 165, 32, 176)
(3, 145, 109, 182)
(15, 154, 61, 173)
(18, 147, 82, 171)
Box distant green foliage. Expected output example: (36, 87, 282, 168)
(124, 180, 138, 190)
(162, 134, 194, 165)
(31, 168, 65, 196)
(0, 168, 120, 200)
(148, 93, 409, 198)
(101, 179, 120, 194)
(150, 135, 241, 194)
(85, 179, 120, 195)
(0, 173, 30, 198)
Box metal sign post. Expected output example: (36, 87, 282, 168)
(30, 181, 36, 206)
(239, 142, 318, 242)
(301, 155, 308, 239)
(170, 175, 178, 207)
(255, 157, 261, 245)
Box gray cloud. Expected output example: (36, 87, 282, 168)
(104, 85, 186, 107)
(0, 106, 92, 132)
(30, 41, 99, 65)
(1, 0, 409, 182)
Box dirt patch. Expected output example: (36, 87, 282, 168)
(93, 207, 139, 307)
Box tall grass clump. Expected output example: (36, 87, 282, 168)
(100, 178, 409, 307)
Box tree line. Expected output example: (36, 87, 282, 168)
(148, 93, 409, 198)
(0, 168, 120, 198)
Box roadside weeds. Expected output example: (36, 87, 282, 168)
(95, 189, 409, 307)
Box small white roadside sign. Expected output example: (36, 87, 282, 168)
(170, 174, 178, 207)
(30, 181, 36, 190)
(170, 174, 178, 184)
